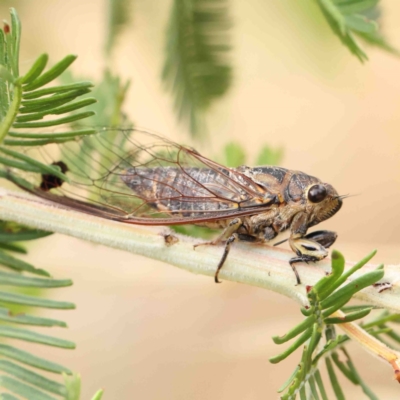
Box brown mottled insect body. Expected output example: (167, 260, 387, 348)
(122, 162, 342, 284)
(16, 130, 343, 284)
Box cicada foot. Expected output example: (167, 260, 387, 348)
(288, 237, 329, 285)
(289, 254, 322, 285)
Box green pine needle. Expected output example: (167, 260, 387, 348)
(316, 0, 398, 62)
(272, 250, 389, 399)
(326, 357, 346, 400)
(163, 0, 232, 137)
(105, 0, 132, 57)
(0, 10, 86, 398)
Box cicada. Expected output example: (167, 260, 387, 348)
(13, 129, 343, 284)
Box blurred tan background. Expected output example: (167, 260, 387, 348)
(1, 0, 400, 398)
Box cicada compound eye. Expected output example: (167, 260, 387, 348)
(307, 184, 327, 203)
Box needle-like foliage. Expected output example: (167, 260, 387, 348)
(270, 250, 399, 399)
(0, 9, 103, 400)
(162, 0, 232, 137)
(104, 0, 133, 58)
(316, 0, 398, 62)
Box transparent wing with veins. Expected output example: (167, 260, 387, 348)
(19, 129, 275, 224)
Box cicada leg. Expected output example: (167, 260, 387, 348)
(194, 218, 242, 283)
(214, 234, 238, 283)
(303, 230, 337, 249)
(288, 238, 329, 285)
(287, 213, 338, 284)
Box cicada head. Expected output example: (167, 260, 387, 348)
(285, 173, 342, 227)
(306, 182, 343, 227)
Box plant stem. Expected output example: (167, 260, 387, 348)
(0, 188, 398, 310)
(333, 310, 400, 383)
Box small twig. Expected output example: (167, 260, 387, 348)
(333, 310, 400, 383)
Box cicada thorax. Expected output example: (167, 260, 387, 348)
(238, 165, 301, 205)
(238, 165, 288, 187)
(243, 166, 322, 204)
(235, 167, 330, 238)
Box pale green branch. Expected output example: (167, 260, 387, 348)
(0, 188, 398, 313)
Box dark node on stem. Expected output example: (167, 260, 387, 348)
(163, 233, 179, 246)
(3, 22, 10, 34)
(40, 161, 68, 191)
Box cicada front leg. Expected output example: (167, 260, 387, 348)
(194, 218, 242, 283)
(288, 238, 329, 284)
(288, 214, 338, 284)
(303, 230, 337, 249)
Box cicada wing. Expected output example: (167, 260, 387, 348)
(13, 128, 274, 224)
